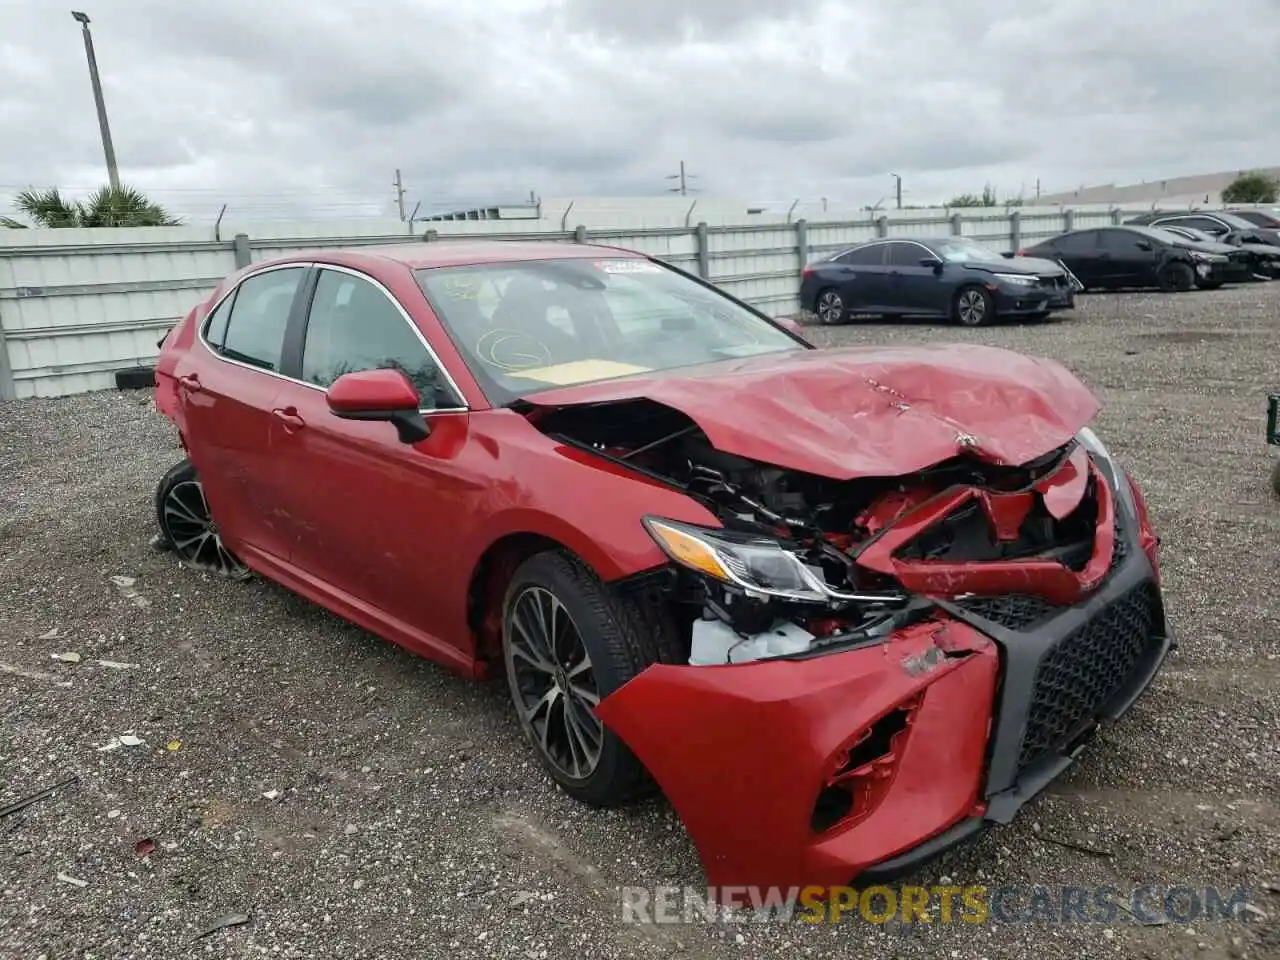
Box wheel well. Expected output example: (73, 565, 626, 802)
(466, 533, 572, 665)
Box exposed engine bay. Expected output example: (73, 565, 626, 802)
(526, 398, 1107, 665)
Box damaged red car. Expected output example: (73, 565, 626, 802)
(153, 241, 1172, 894)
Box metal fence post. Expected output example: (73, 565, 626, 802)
(950, 213, 963, 236)
(1110, 208, 1123, 225)
(1010, 210, 1022, 253)
(695, 222, 710, 278)
(0, 307, 16, 402)
(795, 218, 809, 276)
(232, 233, 252, 269)
(573, 224, 587, 244)
(876, 216, 889, 238)
(1063, 209, 1076, 232)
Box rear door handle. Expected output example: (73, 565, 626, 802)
(271, 408, 305, 431)
(177, 373, 203, 393)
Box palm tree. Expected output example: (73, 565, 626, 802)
(4, 184, 181, 228)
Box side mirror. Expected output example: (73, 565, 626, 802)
(326, 368, 431, 444)
(919, 256, 944, 271)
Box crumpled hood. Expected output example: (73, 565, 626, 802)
(524, 344, 1100, 479)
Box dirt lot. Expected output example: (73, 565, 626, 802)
(1, 283, 1278, 960)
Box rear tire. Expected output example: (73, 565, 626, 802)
(1157, 262, 1195, 292)
(814, 288, 849, 325)
(500, 550, 681, 807)
(952, 285, 994, 326)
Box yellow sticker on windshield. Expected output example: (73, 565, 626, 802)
(507, 359, 651, 385)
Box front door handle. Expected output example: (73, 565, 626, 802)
(177, 373, 203, 393)
(271, 407, 305, 431)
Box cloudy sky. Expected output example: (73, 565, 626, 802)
(2, 0, 1278, 222)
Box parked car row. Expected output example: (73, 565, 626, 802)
(800, 209, 1280, 326)
(1019, 217, 1280, 293)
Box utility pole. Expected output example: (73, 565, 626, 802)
(393, 169, 406, 221)
(890, 173, 903, 209)
(1036, 178, 1041, 201)
(71, 11, 119, 190)
(666, 160, 698, 196)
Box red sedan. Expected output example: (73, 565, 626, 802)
(153, 241, 1172, 895)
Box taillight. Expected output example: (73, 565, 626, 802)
(1015, 249, 1027, 257)
(801, 265, 814, 279)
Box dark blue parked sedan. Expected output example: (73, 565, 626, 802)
(799, 237, 1075, 327)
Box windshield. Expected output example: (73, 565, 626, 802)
(932, 239, 1007, 263)
(415, 258, 805, 403)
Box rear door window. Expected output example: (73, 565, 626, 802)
(835, 245, 885, 266)
(219, 267, 305, 372)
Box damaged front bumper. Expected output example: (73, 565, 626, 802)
(596, 466, 1173, 895)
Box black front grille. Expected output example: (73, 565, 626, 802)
(958, 593, 1057, 630)
(1018, 581, 1160, 769)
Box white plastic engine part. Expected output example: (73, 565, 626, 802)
(688, 617, 817, 665)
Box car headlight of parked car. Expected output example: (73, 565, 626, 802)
(992, 273, 1038, 286)
(1188, 250, 1226, 263)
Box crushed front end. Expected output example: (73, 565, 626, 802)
(541, 401, 1172, 893)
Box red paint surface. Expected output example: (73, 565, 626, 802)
(325, 368, 420, 413)
(526, 344, 1100, 480)
(596, 619, 998, 894)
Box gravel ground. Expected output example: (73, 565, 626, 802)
(1, 283, 1278, 960)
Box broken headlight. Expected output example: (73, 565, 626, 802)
(642, 516, 898, 604)
(1076, 426, 1136, 513)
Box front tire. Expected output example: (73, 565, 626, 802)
(1194, 278, 1224, 291)
(154, 458, 249, 579)
(1158, 262, 1195, 292)
(501, 550, 681, 807)
(814, 288, 849, 325)
(952, 285, 994, 326)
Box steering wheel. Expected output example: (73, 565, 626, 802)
(475, 328, 555, 371)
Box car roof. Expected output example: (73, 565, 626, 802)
(253, 240, 644, 273)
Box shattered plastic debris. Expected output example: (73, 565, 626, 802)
(134, 838, 156, 858)
(262, 789, 281, 801)
(56, 871, 89, 888)
(94, 660, 139, 670)
(109, 575, 151, 608)
(97, 733, 145, 752)
(50, 652, 82, 664)
(166, 740, 182, 751)
(39, 628, 60, 640)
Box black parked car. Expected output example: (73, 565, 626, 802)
(1156, 225, 1280, 280)
(1125, 210, 1280, 247)
(1225, 209, 1280, 229)
(799, 237, 1073, 327)
(1019, 226, 1233, 292)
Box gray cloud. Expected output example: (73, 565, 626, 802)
(1, 0, 1278, 223)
